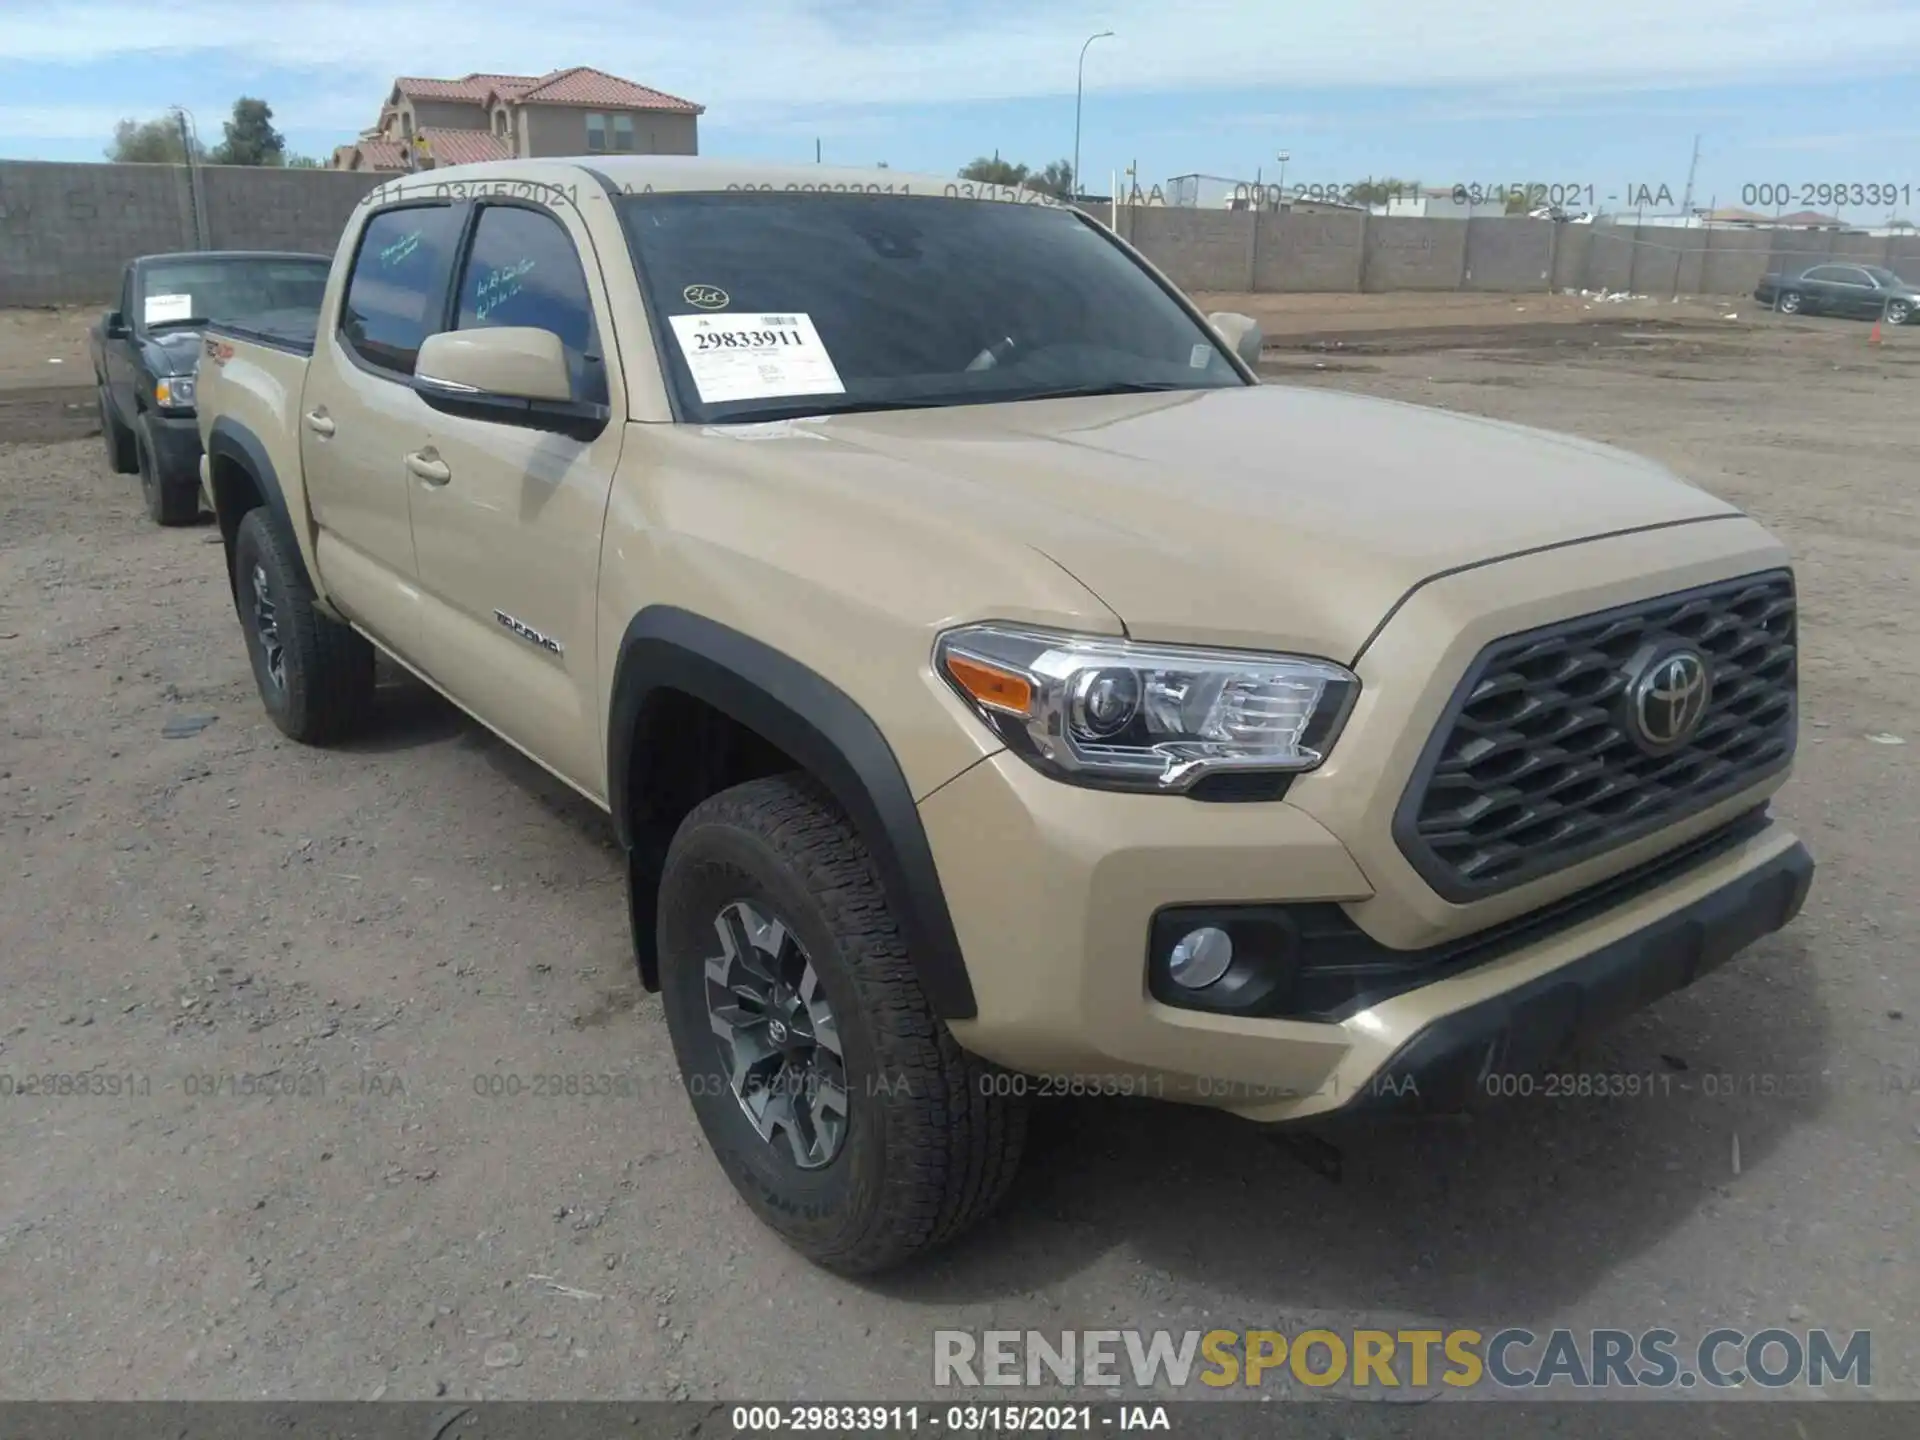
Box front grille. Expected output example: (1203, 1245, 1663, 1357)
(1395, 570, 1797, 900)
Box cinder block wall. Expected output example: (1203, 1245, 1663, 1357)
(6, 160, 1918, 307)
(0, 160, 381, 305)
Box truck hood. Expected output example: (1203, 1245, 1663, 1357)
(143, 329, 204, 377)
(716, 384, 1740, 661)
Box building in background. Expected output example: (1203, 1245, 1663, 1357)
(330, 67, 703, 172)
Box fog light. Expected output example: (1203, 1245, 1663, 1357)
(1167, 926, 1233, 989)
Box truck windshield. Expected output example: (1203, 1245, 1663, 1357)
(136, 257, 330, 332)
(616, 192, 1248, 424)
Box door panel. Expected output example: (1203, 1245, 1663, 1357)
(405, 201, 624, 798)
(409, 423, 620, 795)
(300, 202, 465, 655)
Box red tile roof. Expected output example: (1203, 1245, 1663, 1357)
(418, 128, 511, 165)
(352, 138, 408, 170)
(1775, 210, 1843, 228)
(516, 66, 703, 113)
(394, 75, 498, 101)
(392, 68, 700, 113)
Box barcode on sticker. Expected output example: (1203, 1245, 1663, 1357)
(763, 315, 799, 326)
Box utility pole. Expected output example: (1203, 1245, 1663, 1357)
(172, 106, 207, 249)
(1681, 133, 1701, 216)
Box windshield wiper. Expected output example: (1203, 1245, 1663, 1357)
(708, 382, 1198, 427)
(1003, 381, 1196, 402)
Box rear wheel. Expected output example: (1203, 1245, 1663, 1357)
(657, 774, 1026, 1274)
(1885, 298, 1912, 326)
(232, 507, 374, 743)
(98, 386, 137, 474)
(136, 414, 199, 526)
(1776, 290, 1803, 315)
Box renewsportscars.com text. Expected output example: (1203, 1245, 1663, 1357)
(933, 1327, 1870, 1391)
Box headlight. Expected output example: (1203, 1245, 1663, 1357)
(154, 374, 195, 410)
(935, 624, 1359, 793)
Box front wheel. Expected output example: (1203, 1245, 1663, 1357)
(232, 507, 374, 743)
(657, 774, 1027, 1274)
(1776, 290, 1803, 315)
(137, 414, 199, 526)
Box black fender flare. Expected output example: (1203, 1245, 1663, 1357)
(204, 416, 315, 596)
(609, 606, 978, 1020)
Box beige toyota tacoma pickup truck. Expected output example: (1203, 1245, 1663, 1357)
(197, 157, 1812, 1273)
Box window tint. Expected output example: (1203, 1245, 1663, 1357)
(340, 205, 462, 375)
(454, 204, 605, 403)
(617, 191, 1244, 424)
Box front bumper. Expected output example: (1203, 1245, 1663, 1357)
(146, 409, 202, 484)
(1333, 833, 1812, 1117)
(922, 747, 1809, 1123)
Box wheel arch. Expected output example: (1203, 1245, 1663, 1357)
(610, 606, 978, 1021)
(205, 417, 314, 599)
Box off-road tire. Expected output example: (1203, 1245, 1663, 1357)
(232, 507, 374, 744)
(137, 414, 200, 526)
(98, 385, 138, 474)
(657, 773, 1026, 1274)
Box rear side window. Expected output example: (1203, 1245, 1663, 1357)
(454, 204, 605, 403)
(340, 205, 462, 375)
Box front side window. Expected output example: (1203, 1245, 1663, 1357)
(339, 205, 463, 375)
(617, 191, 1246, 425)
(585, 113, 607, 152)
(454, 204, 605, 403)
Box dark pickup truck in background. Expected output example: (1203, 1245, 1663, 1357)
(90, 251, 331, 524)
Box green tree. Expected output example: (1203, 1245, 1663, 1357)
(210, 97, 285, 166)
(105, 115, 203, 164)
(1028, 159, 1075, 200)
(285, 153, 324, 169)
(960, 153, 1030, 189)
(959, 154, 1076, 199)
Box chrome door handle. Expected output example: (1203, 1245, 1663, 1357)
(405, 449, 451, 485)
(304, 410, 335, 437)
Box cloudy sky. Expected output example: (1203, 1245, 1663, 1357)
(4, 0, 1920, 217)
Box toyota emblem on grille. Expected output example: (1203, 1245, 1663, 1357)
(1628, 647, 1712, 752)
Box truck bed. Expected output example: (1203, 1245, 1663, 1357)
(202, 311, 318, 357)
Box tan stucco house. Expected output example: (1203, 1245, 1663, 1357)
(330, 67, 702, 172)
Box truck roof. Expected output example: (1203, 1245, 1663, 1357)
(373, 155, 1063, 206)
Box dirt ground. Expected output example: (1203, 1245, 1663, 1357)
(1, 294, 1916, 1406)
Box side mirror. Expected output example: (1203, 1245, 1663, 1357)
(416, 327, 572, 402)
(105, 311, 129, 339)
(1207, 311, 1265, 367)
(412, 328, 607, 440)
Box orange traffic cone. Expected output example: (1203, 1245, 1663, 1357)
(1870, 318, 1883, 346)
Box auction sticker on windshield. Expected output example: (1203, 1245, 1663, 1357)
(144, 293, 194, 324)
(667, 312, 846, 404)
